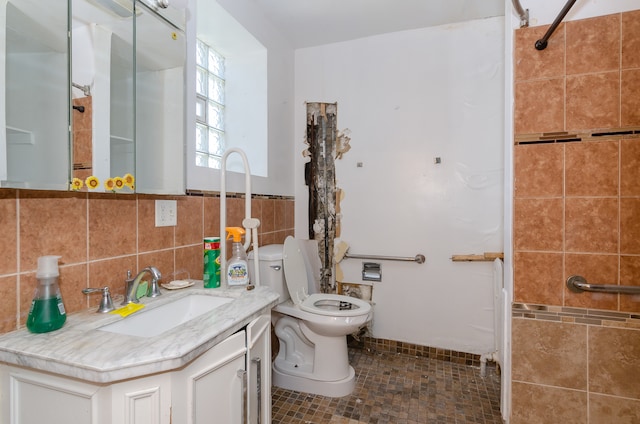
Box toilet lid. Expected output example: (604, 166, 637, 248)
(282, 236, 309, 306)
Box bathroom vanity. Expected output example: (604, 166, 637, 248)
(0, 283, 278, 424)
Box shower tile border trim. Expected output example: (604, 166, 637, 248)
(186, 189, 294, 200)
(514, 127, 640, 145)
(512, 302, 640, 329)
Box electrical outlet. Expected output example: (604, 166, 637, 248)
(155, 200, 177, 227)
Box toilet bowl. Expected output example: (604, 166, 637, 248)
(249, 236, 372, 397)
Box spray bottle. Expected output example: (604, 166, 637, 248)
(26, 255, 67, 333)
(226, 227, 250, 286)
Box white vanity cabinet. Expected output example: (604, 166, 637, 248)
(109, 373, 173, 424)
(172, 330, 246, 423)
(0, 357, 173, 424)
(247, 315, 272, 424)
(0, 365, 102, 424)
(0, 314, 272, 424)
(172, 314, 271, 424)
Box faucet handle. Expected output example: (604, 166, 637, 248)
(82, 287, 115, 313)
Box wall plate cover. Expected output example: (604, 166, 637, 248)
(155, 200, 177, 227)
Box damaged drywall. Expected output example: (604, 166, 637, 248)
(303, 102, 351, 292)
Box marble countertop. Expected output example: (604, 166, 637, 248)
(0, 282, 279, 384)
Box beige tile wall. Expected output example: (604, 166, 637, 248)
(511, 317, 640, 424)
(512, 10, 640, 423)
(0, 189, 294, 334)
(514, 10, 640, 312)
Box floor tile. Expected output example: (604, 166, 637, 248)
(272, 347, 503, 424)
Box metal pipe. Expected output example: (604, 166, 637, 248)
(479, 351, 498, 378)
(566, 275, 640, 295)
(535, 0, 577, 50)
(72, 82, 91, 97)
(344, 252, 426, 264)
(511, 0, 529, 28)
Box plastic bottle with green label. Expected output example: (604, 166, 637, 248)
(226, 227, 250, 286)
(26, 255, 67, 333)
(203, 237, 221, 288)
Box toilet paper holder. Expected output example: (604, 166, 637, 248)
(362, 262, 381, 282)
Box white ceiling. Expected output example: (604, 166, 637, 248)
(251, 0, 505, 48)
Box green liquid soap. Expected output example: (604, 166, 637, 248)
(26, 297, 66, 333)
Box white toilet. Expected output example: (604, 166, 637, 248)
(249, 236, 372, 397)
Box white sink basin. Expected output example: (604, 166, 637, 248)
(99, 294, 233, 338)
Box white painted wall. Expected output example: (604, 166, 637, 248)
(295, 17, 505, 354)
(186, 0, 295, 196)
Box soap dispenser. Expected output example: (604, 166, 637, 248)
(26, 255, 67, 333)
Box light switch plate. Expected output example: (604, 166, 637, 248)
(155, 200, 177, 227)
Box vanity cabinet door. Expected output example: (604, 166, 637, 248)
(172, 330, 247, 423)
(246, 314, 271, 424)
(0, 365, 100, 424)
(109, 373, 172, 424)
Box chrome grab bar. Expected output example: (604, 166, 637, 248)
(344, 252, 426, 264)
(566, 275, 640, 295)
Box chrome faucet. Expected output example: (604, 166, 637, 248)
(142, 266, 163, 298)
(122, 270, 138, 305)
(122, 267, 162, 305)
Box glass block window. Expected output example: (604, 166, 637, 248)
(195, 39, 225, 169)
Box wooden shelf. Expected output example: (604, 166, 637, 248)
(451, 252, 504, 262)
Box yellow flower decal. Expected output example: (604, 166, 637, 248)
(85, 176, 100, 190)
(123, 173, 135, 189)
(104, 178, 115, 192)
(114, 176, 125, 190)
(70, 178, 83, 191)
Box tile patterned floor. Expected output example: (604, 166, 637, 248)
(272, 347, 503, 424)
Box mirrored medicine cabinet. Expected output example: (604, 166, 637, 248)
(1, 0, 185, 194)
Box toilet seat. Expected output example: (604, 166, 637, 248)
(283, 237, 371, 318)
(301, 293, 370, 317)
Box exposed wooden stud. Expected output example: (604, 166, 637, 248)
(305, 102, 338, 292)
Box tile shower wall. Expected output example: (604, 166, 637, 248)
(0, 189, 294, 335)
(512, 11, 640, 423)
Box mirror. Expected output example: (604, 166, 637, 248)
(71, 0, 135, 192)
(134, 0, 185, 194)
(1, 0, 185, 194)
(1, 0, 70, 190)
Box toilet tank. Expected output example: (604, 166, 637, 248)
(248, 244, 289, 302)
